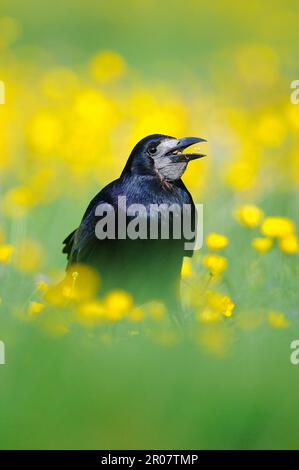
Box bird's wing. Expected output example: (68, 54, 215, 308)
(62, 229, 77, 261)
(62, 180, 119, 267)
(177, 179, 197, 258)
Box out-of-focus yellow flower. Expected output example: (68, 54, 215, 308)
(146, 301, 167, 320)
(28, 301, 45, 318)
(261, 216, 295, 238)
(206, 291, 235, 318)
(42, 67, 79, 100)
(255, 113, 286, 147)
(14, 240, 43, 273)
(40, 317, 70, 336)
(89, 50, 127, 82)
(3, 186, 36, 218)
(73, 88, 118, 130)
(268, 310, 289, 328)
(199, 328, 232, 356)
(36, 280, 49, 293)
(44, 264, 100, 305)
(28, 168, 60, 203)
(279, 234, 299, 254)
(286, 104, 299, 131)
(237, 310, 263, 331)
(196, 308, 221, 323)
(202, 254, 227, 277)
(235, 204, 264, 227)
(76, 300, 105, 326)
(206, 232, 228, 250)
(104, 290, 133, 321)
(128, 306, 144, 323)
(27, 111, 62, 154)
(251, 237, 273, 253)
(0, 244, 14, 263)
(225, 159, 258, 191)
(181, 258, 193, 278)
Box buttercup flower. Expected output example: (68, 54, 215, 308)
(128, 306, 145, 323)
(89, 50, 127, 82)
(268, 310, 289, 328)
(3, 186, 36, 218)
(235, 204, 264, 228)
(146, 301, 167, 320)
(28, 301, 45, 318)
(261, 216, 295, 238)
(279, 234, 298, 254)
(196, 308, 221, 323)
(181, 258, 193, 278)
(206, 232, 229, 250)
(104, 290, 133, 321)
(251, 237, 273, 253)
(0, 244, 14, 264)
(202, 254, 228, 277)
(76, 301, 106, 325)
(206, 291, 235, 318)
(14, 240, 43, 273)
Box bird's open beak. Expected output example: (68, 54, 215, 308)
(166, 136, 207, 163)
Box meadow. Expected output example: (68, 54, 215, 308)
(0, 0, 299, 449)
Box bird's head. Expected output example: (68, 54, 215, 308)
(122, 134, 207, 181)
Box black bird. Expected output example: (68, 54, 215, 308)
(63, 134, 206, 319)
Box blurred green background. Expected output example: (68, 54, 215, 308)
(0, 0, 299, 450)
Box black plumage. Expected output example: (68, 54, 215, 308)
(63, 134, 206, 317)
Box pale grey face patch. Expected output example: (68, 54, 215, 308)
(152, 138, 188, 181)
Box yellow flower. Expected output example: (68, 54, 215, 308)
(0, 244, 14, 263)
(279, 234, 299, 254)
(261, 216, 295, 238)
(251, 237, 273, 253)
(202, 254, 227, 276)
(3, 186, 36, 218)
(42, 67, 79, 101)
(255, 113, 286, 147)
(206, 291, 235, 318)
(128, 306, 145, 323)
(181, 258, 193, 278)
(199, 328, 232, 356)
(104, 290, 133, 321)
(196, 308, 221, 323)
(28, 301, 44, 318)
(44, 264, 100, 305)
(27, 111, 62, 154)
(146, 301, 167, 320)
(36, 280, 49, 293)
(76, 300, 105, 325)
(268, 310, 289, 328)
(206, 232, 228, 250)
(14, 240, 43, 273)
(225, 159, 258, 191)
(40, 317, 70, 336)
(89, 50, 127, 82)
(235, 204, 264, 227)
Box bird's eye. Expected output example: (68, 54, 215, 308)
(148, 144, 157, 155)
